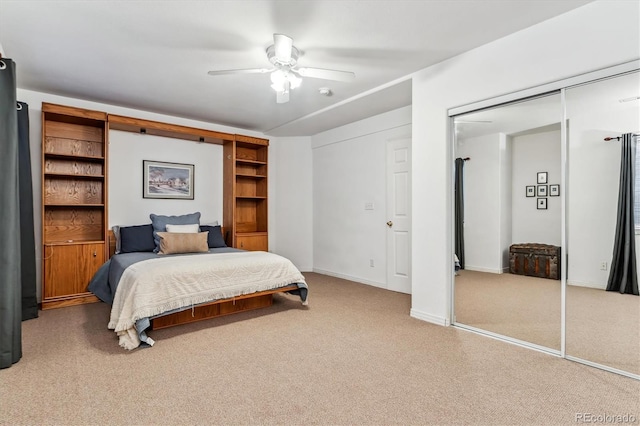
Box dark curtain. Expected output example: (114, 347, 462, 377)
(18, 101, 38, 319)
(606, 133, 639, 295)
(0, 57, 23, 368)
(454, 157, 465, 269)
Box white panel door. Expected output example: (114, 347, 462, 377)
(386, 138, 411, 294)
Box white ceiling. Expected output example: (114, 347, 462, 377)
(455, 70, 640, 140)
(0, 0, 592, 137)
(455, 94, 563, 140)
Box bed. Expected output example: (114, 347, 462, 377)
(89, 218, 308, 350)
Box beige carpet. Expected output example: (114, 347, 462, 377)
(566, 284, 640, 375)
(454, 270, 640, 375)
(455, 270, 562, 350)
(1, 273, 638, 425)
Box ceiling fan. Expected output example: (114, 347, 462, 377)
(207, 34, 355, 104)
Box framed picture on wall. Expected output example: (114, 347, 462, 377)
(550, 184, 560, 196)
(526, 186, 535, 197)
(537, 198, 547, 210)
(537, 185, 548, 197)
(537, 172, 548, 184)
(143, 160, 195, 200)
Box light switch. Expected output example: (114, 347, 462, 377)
(364, 202, 374, 210)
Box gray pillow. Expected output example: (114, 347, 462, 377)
(150, 212, 201, 253)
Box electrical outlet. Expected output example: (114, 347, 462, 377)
(364, 202, 374, 210)
(600, 261, 607, 271)
(370, 259, 374, 267)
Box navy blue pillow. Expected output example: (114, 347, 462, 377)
(120, 224, 156, 253)
(200, 225, 227, 248)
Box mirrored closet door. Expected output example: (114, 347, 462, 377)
(565, 71, 640, 376)
(452, 93, 563, 352)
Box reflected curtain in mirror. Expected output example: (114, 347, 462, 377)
(607, 133, 639, 295)
(454, 157, 465, 269)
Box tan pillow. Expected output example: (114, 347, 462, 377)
(157, 231, 209, 255)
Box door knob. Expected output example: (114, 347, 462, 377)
(386, 221, 393, 228)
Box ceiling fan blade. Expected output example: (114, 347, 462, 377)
(207, 68, 273, 76)
(273, 33, 293, 63)
(296, 67, 355, 82)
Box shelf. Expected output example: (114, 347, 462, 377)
(45, 240, 105, 246)
(44, 152, 104, 161)
(236, 158, 267, 165)
(236, 173, 267, 179)
(41, 103, 110, 310)
(109, 114, 234, 145)
(223, 139, 268, 251)
(42, 103, 107, 123)
(45, 173, 104, 179)
(45, 204, 104, 208)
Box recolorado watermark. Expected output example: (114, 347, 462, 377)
(575, 413, 638, 424)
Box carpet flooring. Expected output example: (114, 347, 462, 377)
(1, 272, 638, 425)
(454, 270, 639, 376)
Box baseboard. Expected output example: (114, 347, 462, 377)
(410, 308, 450, 326)
(567, 280, 606, 290)
(312, 268, 387, 289)
(464, 265, 504, 274)
(298, 266, 314, 273)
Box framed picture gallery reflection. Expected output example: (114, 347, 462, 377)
(143, 160, 194, 200)
(550, 184, 560, 196)
(537, 185, 548, 197)
(537, 198, 547, 210)
(537, 172, 548, 184)
(526, 186, 535, 197)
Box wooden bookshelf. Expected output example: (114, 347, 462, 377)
(41, 103, 108, 309)
(224, 139, 269, 251)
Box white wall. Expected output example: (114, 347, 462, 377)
(511, 129, 562, 246)
(108, 131, 222, 226)
(456, 133, 503, 272)
(457, 128, 562, 274)
(269, 136, 313, 271)
(16, 88, 312, 300)
(565, 72, 640, 289)
(312, 106, 411, 288)
(499, 133, 512, 270)
(411, 0, 640, 325)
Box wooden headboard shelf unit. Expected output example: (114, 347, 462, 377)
(41, 103, 109, 309)
(108, 113, 270, 252)
(40, 102, 271, 313)
(108, 114, 268, 146)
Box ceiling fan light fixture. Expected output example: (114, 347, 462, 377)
(288, 73, 301, 90)
(270, 70, 286, 92)
(208, 33, 355, 104)
(270, 69, 301, 92)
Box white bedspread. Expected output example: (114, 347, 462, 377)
(108, 251, 307, 350)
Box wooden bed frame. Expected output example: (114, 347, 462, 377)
(107, 230, 299, 330)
